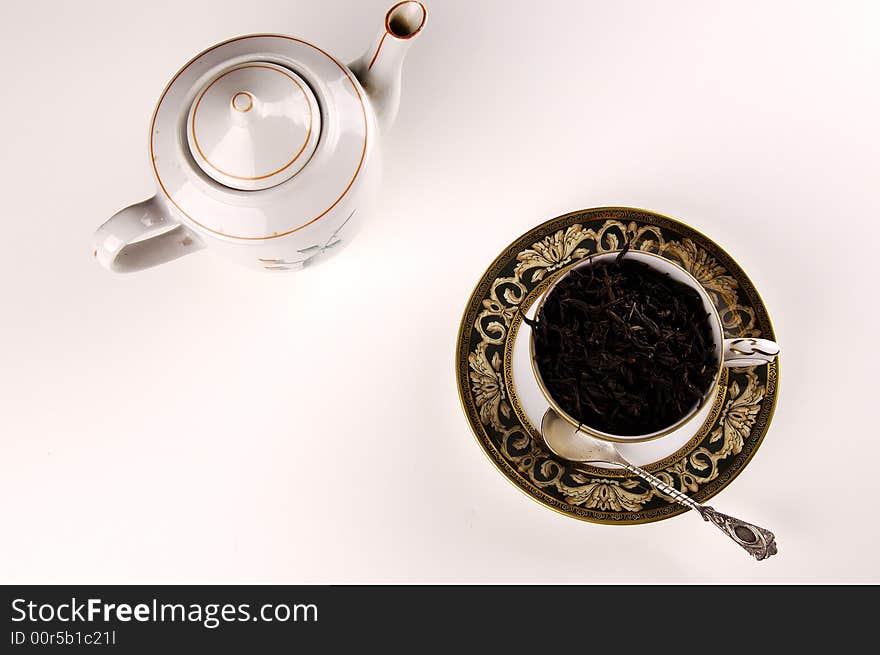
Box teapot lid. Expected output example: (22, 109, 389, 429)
(186, 62, 321, 191)
(150, 35, 370, 241)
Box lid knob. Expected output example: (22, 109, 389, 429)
(186, 62, 321, 191)
(231, 91, 254, 113)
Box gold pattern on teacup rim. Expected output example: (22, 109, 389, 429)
(456, 207, 779, 525)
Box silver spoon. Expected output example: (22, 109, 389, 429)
(541, 408, 778, 560)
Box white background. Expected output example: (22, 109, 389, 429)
(1, 0, 878, 583)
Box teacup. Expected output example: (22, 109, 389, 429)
(529, 250, 780, 443)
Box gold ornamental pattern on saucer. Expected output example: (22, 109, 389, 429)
(455, 207, 779, 524)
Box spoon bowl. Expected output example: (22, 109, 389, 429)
(540, 408, 624, 465)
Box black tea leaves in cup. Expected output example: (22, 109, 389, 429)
(528, 252, 717, 436)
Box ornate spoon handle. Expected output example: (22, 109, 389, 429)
(621, 463, 778, 561)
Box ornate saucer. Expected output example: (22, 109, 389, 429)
(456, 207, 779, 525)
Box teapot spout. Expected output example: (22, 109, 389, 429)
(350, 1, 426, 133)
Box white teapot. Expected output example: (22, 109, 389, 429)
(93, 2, 427, 272)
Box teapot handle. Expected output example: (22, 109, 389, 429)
(92, 196, 204, 273)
